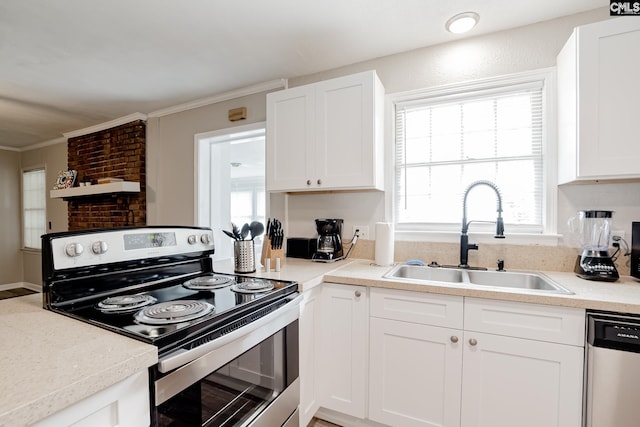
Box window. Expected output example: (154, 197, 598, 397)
(394, 71, 553, 236)
(196, 123, 266, 261)
(22, 168, 46, 249)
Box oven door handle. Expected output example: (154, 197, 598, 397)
(157, 293, 302, 374)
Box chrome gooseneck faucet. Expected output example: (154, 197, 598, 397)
(459, 180, 505, 268)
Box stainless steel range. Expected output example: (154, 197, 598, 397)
(42, 226, 301, 427)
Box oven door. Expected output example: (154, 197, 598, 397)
(152, 295, 301, 427)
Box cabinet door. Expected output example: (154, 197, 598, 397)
(369, 317, 462, 427)
(315, 71, 383, 190)
(319, 283, 368, 418)
(460, 331, 583, 427)
(266, 85, 315, 191)
(558, 18, 640, 182)
(299, 287, 321, 427)
(33, 370, 149, 427)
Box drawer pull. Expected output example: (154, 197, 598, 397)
(450, 336, 459, 343)
(355, 290, 362, 298)
(469, 338, 478, 346)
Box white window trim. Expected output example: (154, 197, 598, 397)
(384, 68, 560, 246)
(21, 165, 47, 251)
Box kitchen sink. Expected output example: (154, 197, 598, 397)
(465, 270, 573, 294)
(384, 264, 464, 284)
(384, 264, 573, 295)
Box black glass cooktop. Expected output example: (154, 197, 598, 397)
(52, 274, 297, 354)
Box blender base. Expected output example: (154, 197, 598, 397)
(574, 255, 619, 282)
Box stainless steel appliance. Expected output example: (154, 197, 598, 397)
(631, 222, 640, 280)
(572, 210, 619, 281)
(41, 226, 301, 427)
(585, 312, 640, 427)
(311, 218, 343, 262)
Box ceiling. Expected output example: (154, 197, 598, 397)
(1, 0, 606, 150)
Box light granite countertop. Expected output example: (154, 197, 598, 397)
(322, 259, 640, 314)
(216, 257, 640, 313)
(0, 294, 157, 427)
(4, 257, 639, 426)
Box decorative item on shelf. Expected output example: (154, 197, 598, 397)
(97, 177, 124, 184)
(53, 169, 77, 189)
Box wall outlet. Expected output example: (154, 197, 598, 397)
(612, 230, 626, 241)
(353, 225, 370, 240)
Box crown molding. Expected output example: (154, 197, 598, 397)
(0, 145, 20, 152)
(20, 137, 67, 152)
(10, 78, 288, 151)
(147, 78, 288, 118)
(63, 112, 148, 139)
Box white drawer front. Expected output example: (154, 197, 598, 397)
(370, 288, 463, 328)
(464, 297, 585, 346)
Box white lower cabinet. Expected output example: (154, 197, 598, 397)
(460, 331, 584, 427)
(33, 370, 150, 427)
(318, 283, 369, 419)
(299, 286, 322, 427)
(366, 288, 585, 427)
(369, 317, 463, 427)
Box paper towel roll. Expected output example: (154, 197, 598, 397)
(375, 222, 395, 266)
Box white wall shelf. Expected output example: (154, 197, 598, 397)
(50, 181, 140, 199)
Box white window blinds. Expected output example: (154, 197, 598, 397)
(23, 168, 46, 249)
(395, 80, 544, 233)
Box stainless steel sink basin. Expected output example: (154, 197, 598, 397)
(384, 264, 573, 295)
(384, 265, 464, 284)
(466, 270, 573, 294)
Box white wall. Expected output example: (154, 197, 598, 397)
(146, 90, 273, 226)
(0, 149, 23, 284)
(283, 7, 640, 244)
(20, 141, 68, 285)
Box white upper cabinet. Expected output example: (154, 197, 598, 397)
(266, 70, 384, 192)
(557, 18, 640, 184)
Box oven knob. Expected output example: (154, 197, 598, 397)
(200, 234, 211, 244)
(91, 241, 108, 255)
(188, 235, 197, 245)
(65, 242, 84, 257)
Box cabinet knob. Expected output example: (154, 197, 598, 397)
(450, 336, 459, 343)
(469, 338, 478, 346)
(306, 180, 312, 186)
(354, 290, 362, 298)
(317, 179, 322, 185)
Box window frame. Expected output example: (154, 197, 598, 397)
(386, 68, 559, 245)
(21, 166, 47, 251)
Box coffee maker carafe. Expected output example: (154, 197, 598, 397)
(312, 218, 343, 262)
(573, 210, 619, 281)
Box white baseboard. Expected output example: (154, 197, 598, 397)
(314, 408, 389, 427)
(0, 282, 42, 292)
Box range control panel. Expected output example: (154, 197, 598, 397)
(48, 227, 214, 270)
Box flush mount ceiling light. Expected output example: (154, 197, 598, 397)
(446, 12, 479, 34)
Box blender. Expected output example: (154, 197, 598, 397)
(573, 210, 619, 281)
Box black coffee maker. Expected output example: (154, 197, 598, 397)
(312, 218, 343, 262)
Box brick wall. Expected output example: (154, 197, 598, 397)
(66, 120, 146, 230)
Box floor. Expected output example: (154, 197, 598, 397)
(0, 287, 37, 300)
(309, 418, 341, 427)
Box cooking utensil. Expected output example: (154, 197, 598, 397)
(231, 222, 242, 240)
(241, 223, 250, 240)
(249, 221, 264, 240)
(223, 230, 238, 241)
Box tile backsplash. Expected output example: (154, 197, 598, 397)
(350, 240, 631, 276)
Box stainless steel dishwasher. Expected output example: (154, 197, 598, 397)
(585, 312, 640, 427)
